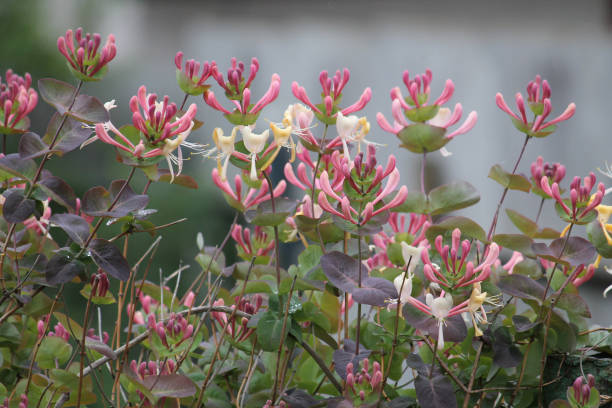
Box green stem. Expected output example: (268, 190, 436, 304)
(263, 171, 281, 286)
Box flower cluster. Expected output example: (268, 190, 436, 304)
(570, 374, 596, 407)
(147, 312, 194, 349)
(0, 69, 38, 133)
(95, 85, 197, 178)
(57, 28, 117, 81)
(345, 359, 383, 402)
(377, 69, 477, 155)
(317, 146, 407, 226)
(531, 156, 566, 194)
(174, 52, 213, 96)
(232, 225, 275, 261)
(211, 296, 262, 342)
(292, 68, 372, 123)
(496, 75, 575, 137)
(205, 58, 280, 125)
(421, 228, 500, 290)
(212, 167, 286, 212)
(539, 172, 605, 225)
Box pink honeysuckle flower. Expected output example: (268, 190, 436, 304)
(283, 148, 344, 193)
(174, 51, 213, 96)
(539, 172, 605, 223)
(377, 70, 477, 156)
(531, 156, 566, 190)
(183, 291, 196, 308)
(130, 359, 175, 379)
(48, 321, 70, 342)
(205, 57, 280, 125)
(211, 296, 262, 342)
(23, 198, 51, 236)
(0, 69, 38, 133)
(95, 86, 198, 180)
(421, 228, 500, 289)
(211, 167, 286, 212)
(317, 148, 407, 226)
(231, 224, 275, 260)
(57, 28, 116, 80)
(496, 75, 575, 137)
(291, 68, 371, 121)
(569, 264, 595, 288)
(494, 251, 524, 275)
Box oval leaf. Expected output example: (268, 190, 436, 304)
(45, 255, 85, 285)
(50, 213, 90, 245)
(39, 176, 77, 211)
(532, 237, 597, 267)
(44, 113, 92, 154)
(0, 153, 36, 181)
(89, 239, 130, 281)
(3, 190, 35, 223)
(141, 374, 196, 398)
(429, 181, 480, 215)
(415, 374, 457, 408)
(18, 132, 50, 160)
(256, 310, 288, 352)
(488, 164, 531, 192)
(426, 216, 487, 243)
(496, 274, 545, 300)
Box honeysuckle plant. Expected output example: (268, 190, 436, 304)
(1, 27, 611, 408)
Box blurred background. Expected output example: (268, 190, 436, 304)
(1, 0, 611, 324)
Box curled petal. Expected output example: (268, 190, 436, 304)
(446, 111, 477, 139)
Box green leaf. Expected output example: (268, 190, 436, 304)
(0, 153, 36, 181)
(245, 198, 297, 227)
(429, 181, 480, 215)
(405, 105, 440, 122)
(49, 369, 80, 390)
(157, 169, 199, 189)
(297, 245, 323, 276)
(37, 336, 72, 369)
(80, 283, 116, 305)
(397, 124, 449, 153)
(488, 164, 531, 192)
(256, 311, 288, 351)
(506, 209, 560, 239)
(492, 234, 536, 258)
(426, 216, 487, 243)
(392, 190, 429, 214)
(586, 220, 612, 258)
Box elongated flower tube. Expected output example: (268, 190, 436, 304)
(57, 28, 116, 81)
(205, 58, 280, 125)
(421, 228, 500, 289)
(292, 68, 372, 124)
(211, 168, 286, 212)
(95, 86, 198, 180)
(539, 172, 605, 224)
(231, 224, 275, 260)
(283, 148, 344, 193)
(377, 69, 477, 154)
(496, 75, 575, 137)
(317, 147, 407, 226)
(0, 69, 38, 133)
(174, 51, 213, 95)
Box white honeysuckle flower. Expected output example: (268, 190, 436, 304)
(104, 99, 117, 111)
(400, 242, 422, 270)
(428, 107, 451, 127)
(426, 293, 453, 350)
(240, 126, 269, 181)
(604, 266, 612, 298)
(393, 271, 413, 304)
(336, 112, 360, 159)
(210, 127, 238, 181)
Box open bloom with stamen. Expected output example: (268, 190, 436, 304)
(57, 28, 116, 81)
(95, 86, 198, 180)
(211, 168, 286, 212)
(336, 112, 372, 161)
(292, 68, 372, 123)
(240, 126, 270, 181)
(0, 69, 37, 133)
(174, 51, 213, 95)
(496, 75, 575, 137)
(377, 69, 477, 154)
(210, 127, 238, 181)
